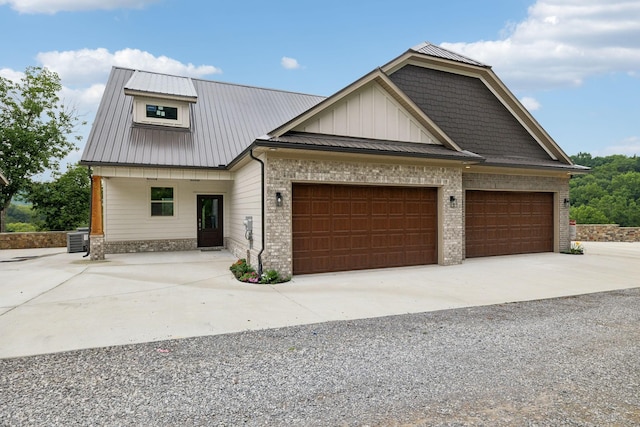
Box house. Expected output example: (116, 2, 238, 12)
(80, 42, 588, 276)
(0, 170, 7, 186)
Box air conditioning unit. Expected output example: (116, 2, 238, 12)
(67, 231, 88, 253)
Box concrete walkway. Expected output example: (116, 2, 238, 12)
(0, 242, 638, 359)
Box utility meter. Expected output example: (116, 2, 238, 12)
(243, 216, 253, 241)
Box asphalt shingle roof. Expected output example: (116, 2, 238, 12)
(389, 64, 555, 162)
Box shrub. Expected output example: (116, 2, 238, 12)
(229, 260, 290, 284)
(260, 269, 290, 284)
(229, 258, 254, 279)
(239, 271, 260, 283)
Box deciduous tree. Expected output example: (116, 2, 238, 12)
(28, 163, 89, 231)
(0, 66, 83, 231)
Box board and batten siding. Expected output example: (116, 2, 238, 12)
(228, 158, 263, 261)
(293, 81, 438, 144)
(103, 177, 230, 241)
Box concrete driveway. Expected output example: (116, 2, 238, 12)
(1, 242, 638, 359)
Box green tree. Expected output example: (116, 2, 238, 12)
(6, 222, 37, 232)
(6, 202, 35, 223)
(569, 154, 640, 226)
(27, 163, 90, 231)
(0, 66, 83, 232)
(570, 205, 610, 224)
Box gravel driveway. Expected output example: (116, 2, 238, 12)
(2, 288, 639, 426)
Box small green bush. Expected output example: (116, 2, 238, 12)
(229, 259, 254, 279)
(229, 260, 290, 284)
(260, 269, 291, 284)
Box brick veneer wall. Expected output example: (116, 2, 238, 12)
(0, 231, 68, 249)
(265, 156, 463, 276)
(462, 173, 571, 255)
(576, 224, 640, 242)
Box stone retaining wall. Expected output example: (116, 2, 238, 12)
(576, 224, 640, 242)
(104, 238, 197, 254)
(0, 231, 68, 249)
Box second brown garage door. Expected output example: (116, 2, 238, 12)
(465, 190, 554, 258)
(292, 184, 437, 274)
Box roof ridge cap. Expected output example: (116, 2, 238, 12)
(410, 41, 489, 68)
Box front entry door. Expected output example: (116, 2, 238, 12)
(197, 195, 223, 247)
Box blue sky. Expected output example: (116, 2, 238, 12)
(1, 0, 639, 172)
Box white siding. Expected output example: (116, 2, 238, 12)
(103, 177, 230, 241)
(228, 159, 263, 258)
(293, 82, 438, 144)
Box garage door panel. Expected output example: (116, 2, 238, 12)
(466, 191, 553, 258)
(311, 218, 331, 233)
(293, 184, 437, 274)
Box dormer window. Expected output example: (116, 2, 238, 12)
(132, 97, 190, 128)
(146, 104, 178, 120)
(124, 70, 197, 129)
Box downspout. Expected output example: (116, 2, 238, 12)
(83, 166, 92, 258)
(249, 148, 265, 275)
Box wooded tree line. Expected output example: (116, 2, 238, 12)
(569, 153, 640, 226)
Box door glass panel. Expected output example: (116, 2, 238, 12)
(211, 199, 218, 229)
(201, 197, 218, 230)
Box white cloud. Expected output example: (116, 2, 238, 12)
(281, 56, 302, 70)
(602, 136, 640, 156)
(1, 48, 223, 171)
(441, 0, 640, 91)
(520, 96, 541, 111)
(0, 67, 24, 81)
(37, 48, 221, 87)
(0, 0, 159, 14)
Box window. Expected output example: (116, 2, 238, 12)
(132, 97, 190, 128)
(146, 105, 178, 120)
(151, 187, 174, 216)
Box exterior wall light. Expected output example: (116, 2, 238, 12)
(276, 192, 283, 207)
(564, 198, 570, 208)
(449, 195, 457, 208)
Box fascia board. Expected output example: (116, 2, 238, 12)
(382, 52, 490, 76)
(478, 68, 573, 164)
(123, 89, 197, 103)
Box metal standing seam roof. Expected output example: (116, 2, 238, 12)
(124, 70, 198, 100)
(81, 67, 326, 168)
(410, 42, 489, 68)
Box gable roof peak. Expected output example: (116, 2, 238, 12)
(410, 42, 489, 68)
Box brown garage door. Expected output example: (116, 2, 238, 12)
(465, 191, 554, 258)
(292, 184, 437, 274)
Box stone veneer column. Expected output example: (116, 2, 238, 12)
(89, 174, 105, 260)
